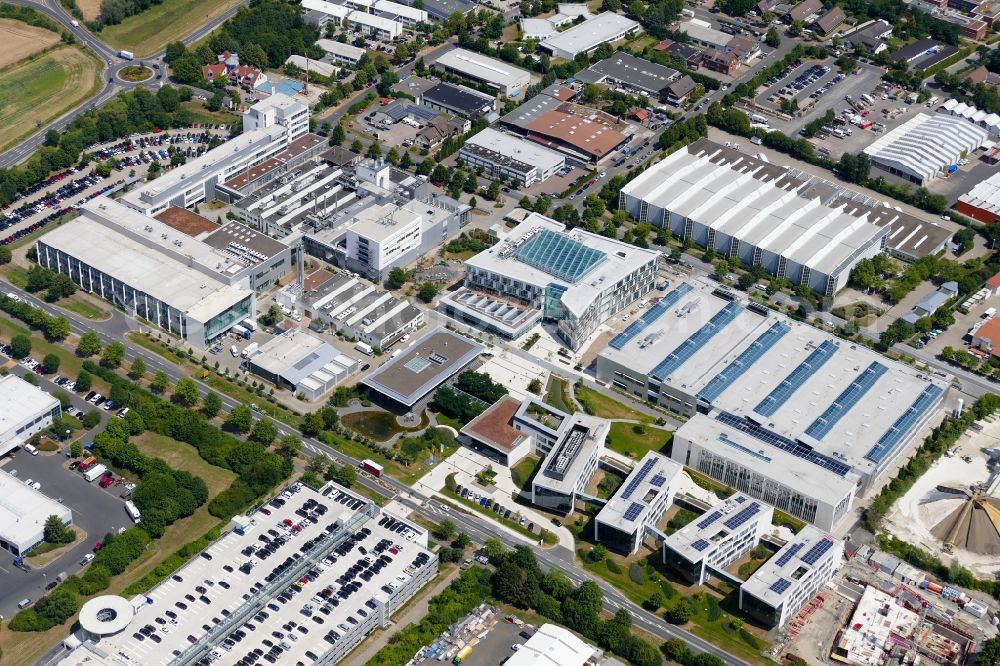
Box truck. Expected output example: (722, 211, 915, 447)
(83, 463, 108, 483)
(354, 341, 374, 356)
(79, 456, 97, 472)
(242, 341, 259, 358)
(118, 50, 134, 60)
(926, 95, 939, 108)
(242, 318, 258, 332)
(230, 345, 239, 357)
(231, 324, 250, 339)
(125, 500, 141, 523)
(984, 307, 997, 319)
(453, 646, 474, 664)
(860, 93, 874, 105)
(361, 459, 383, 478)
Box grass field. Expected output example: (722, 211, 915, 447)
(575, 386, 655, 423)
(61, 295, 111, 320)
(181, 100, 239, 126)
(545, 376, 574, 413)
(77, 0, 102, 20)
(606, 422, 673, 458)
(0, 46, 101, 152)
(132, 431, 235, 495)
(0, 19, 61, 69)
(99, 0, 240, 56)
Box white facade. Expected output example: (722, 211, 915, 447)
(0, 374, 61, 457)
(348, 10, 403, 39)
(0, 469, 72, 556)
(506, 625, 596, 666)
(242, 93, 310, 142)
(594, 452, 682, 554)
(531, 412, 607, 515)
(302, 0, 351, 23)
(540, 12, 641, 59)
(374, 0, 428, 27)
(433, 48, 531, 97)
(459, 128, 565, 186)
(346, 203, 422, 278)
(864, 113, 989, 185)
(316, 38, 368, 65)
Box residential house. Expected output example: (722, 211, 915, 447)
(966, 65, 1000, 87)
(728, 34, 761, 61)
(788, 0, 823, 23)
(703, 48, 740, 76)
(202, 52, 267, 89)
(666, 41, 704, 68)
(661, 75, 696, 106)
(814, 7, 846, 34)
(841, 19, 892, 54)
(415, 114, 467, 149)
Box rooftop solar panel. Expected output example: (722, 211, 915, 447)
(865, 384, 944, 465)
(692, 539, 710, 551)
(800, 538, 834, 565)
(698, 321, 790, 404)
(623, 502, 645, 522)
(651, 302, 743, 381)
(622, 457, 657, 499)
(754, 340, 838, 417)
(514, 229, 607, 283)
(774, 542, 804, 568)
(769, 578, 792, 594)
(803, 362, 888, 441)
(292, 351, 320, 371)
(715, 411, 852, 476)
(650, 474, 666, 487)
(608, 283, 693, 350)
(696, 510, 721, 530)
(723, 502, 760, 530)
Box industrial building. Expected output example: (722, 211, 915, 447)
(461, 213, 659, 350)
(213, 134, 327, 202)
(0, 374, 61, 457)
(739, 526, 843, 628)
(438, 287, 541, 341)
(520, 3, 594, 39)
(0, 468, 72, 556)
(316, 39, 368, 66)
(575, 52, 681, 98)
(539, 12, 641, 59)
(36, 198, 256, 348)
(597, 279, 948, 530)
(531, 410, 606, 515)
(938, 99, 1000, 139)
(246, 328, 359, 401)
(458, 129, 565, 187)
(618, 139, 890, 295)
(956, 170, 1000, 223)
(594, 452, 683, 555)
(58, 481, 437, 666)
(362, 327, 483, 408)
(306, 271, 424, 350)
(678, 19, 733, 50)
(433, 48, 531, 97)
(863, 113, 989, 185)
(348, 10, 403, 39)
(506, 625, 596, 666)
(302, 0, 351, 25)
(230, 162, 351, 237)
(419, 82, 496, 119)
(663, 493, 773, 585)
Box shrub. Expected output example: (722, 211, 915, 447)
(628, 563, 645, 585)
(605, 559, 622, 574)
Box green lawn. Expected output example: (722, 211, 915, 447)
(432, 410, 464, 431)
(576, 385, 655, 422)
(606, 422, 673, 458)
(131, 431, 235, 495)
(0, 313, 107, 391)
(545, 376, 574, 412)
(99, 0, 239, 56)
(61, 297, 110, 320)
(180, 101, 240, 127)
(511, 456, 540, 494)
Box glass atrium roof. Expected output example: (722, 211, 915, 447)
(514, 229, 607, 283)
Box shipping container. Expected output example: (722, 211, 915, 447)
(242, 318, 258, 332)
(361, 459, 383, 478)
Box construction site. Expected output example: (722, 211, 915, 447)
(884, 413, 1000, 578)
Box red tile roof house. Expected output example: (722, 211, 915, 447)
(202, 51, 268, 90)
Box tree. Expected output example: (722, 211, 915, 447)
(101, 341, 125, 368)
(81, 410, 100, 429)
(10, 334, 31, 359)
(225, 404, 254, 433)
(492, 561, 539, 608)
(41, 353, 60, 374)
(418, 282, 439, 303)
(468, 196, 477, 209)
(787, 19, 804, 36)
(350, 138, 364, 153)
(387, 267, 408, 289)
(0, 246, 11, 265)
(241, 43, 268, 69)
(202, 391, 222, 418)
(527, 377, 542, 394)
(400, 151, 412, 170)
(367, 140, 383, 159)
(663, 598, 697, 624)
(279, 435, 301, 458)
(765, 27, 780, 47)
(249, 418, 278, 445)
(714, 259, 730, 281)
(70, 441, 83, 457)
(151, 370, 170, 394)
(331, 123, 346, 146)
(44, 515, 74, 544)
(128, 356, 146, 379)
(75, 370, 92, 393)
(174, 377, 200, 407)
(432, 518, 457, 541)
(332, 463, 356, 487)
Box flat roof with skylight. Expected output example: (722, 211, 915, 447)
(596, 452, 682, 531)
(664, 493, 772, 564)
(740, 525, 842, 609)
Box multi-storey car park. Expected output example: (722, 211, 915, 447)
(597, 278, 949, 531)
(58, 481, 437, 666)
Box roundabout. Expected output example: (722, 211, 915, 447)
(117, 64, 153, 83)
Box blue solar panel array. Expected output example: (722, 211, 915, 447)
(692, 539, 710, 552)
(800, 538, 834, 565)
(651, 302, 743, 381)
(698, 321, 791, 404)
(723, 502, 760, 530)
(803, 362, 888, 441)
(650, 474, 666, 487)
(623, 502, 645, 522)
(715, 411, 852, 476)
(769, 578, 792, 594)
(608, 283, 694, 350)
(754, 340, 838, 418)
(865, 384, 945, 465)
(774, 542, 804, 568)
(621, 457, 657, 499)
(697, 511, 721, 530)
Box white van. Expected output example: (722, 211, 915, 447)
(17, 598, 31, 609)
(23, 444, 38, 456)
(230, 345, 239, 357)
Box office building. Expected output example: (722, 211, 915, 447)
(348, 10, 403, 39)
(0, 469, 72, 556)
(419, 82, 496, 119)
(575, 52, 679, 98)
(433, 48, 531, 97)
(420, 0, 476, 20)
(739, 526, 842, 628)
(362, 327, 483, 407)
(459, 129, 565, 187)
(346, 202, 422, 279)
(302, 0, 351, 25)
(864, 113, 989, 185)
(246, 328, 359, 401)
(531, 411, 606, 515)
(307, 272, 424, 350)
(594, 452, 682, 554)
(520, 3, 594, 39)
(374, 0, 428, 26)
(316, 38, 368, 66)
(540, 12, 641, 60)
(438, 287, 541, 341)
(662, 493, 773, 585)
(36, 198, 256, 348)
(597, 279, 948, 529)
(460, 213, 659, 350)
(0, 374, 61, 457)
(619, 139, 890, 295)
(59, 482, 437, 666)
(460, 395, 534, 466)
(212, 134, 327, 202)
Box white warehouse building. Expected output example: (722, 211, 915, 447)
(864, 113, 989, 185)
(597, 279, 948, 531)
(459, 128, 565, 186)
(0, 374, 62, 457)
(540, 12, 641, 59)
(433, 48, 531, 97)
(0, 469, 73, 556)
(619, 139, 889, 296)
